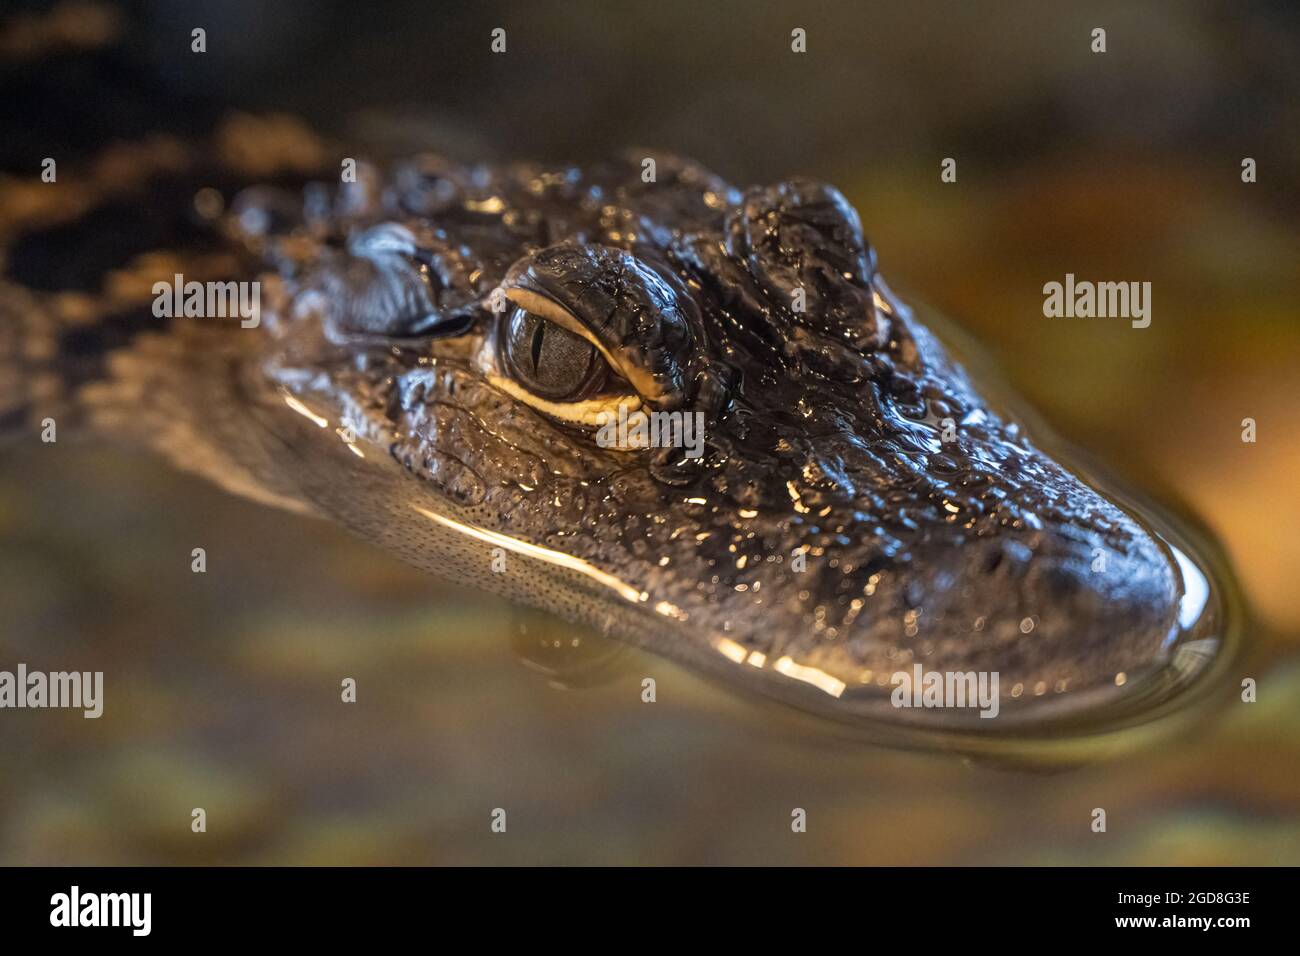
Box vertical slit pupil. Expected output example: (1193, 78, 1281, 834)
(503, 307, 608, 401)
(529, 319, 546, 373)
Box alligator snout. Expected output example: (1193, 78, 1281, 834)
(623, 385, 1187, 726)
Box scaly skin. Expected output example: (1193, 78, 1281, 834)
(4, 137, 1192, 732)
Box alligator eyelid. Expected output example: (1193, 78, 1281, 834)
(326, 315, 475, 350)
(401, 307, 482, 339)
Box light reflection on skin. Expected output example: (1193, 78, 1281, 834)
(282, 392, 328, 428)
(283, 391, 366, 457)
(411, 504, 645, 605)
(1172, 544, 1210, 631)
(772, 655, 847, 698)
(411, 507, 854, 698)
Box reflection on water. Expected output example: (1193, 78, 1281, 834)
(510, 617, 633, 690)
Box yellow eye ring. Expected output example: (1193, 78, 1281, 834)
(484, 374, 645, 428)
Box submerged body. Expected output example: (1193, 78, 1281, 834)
(1, 113, 1222, 736)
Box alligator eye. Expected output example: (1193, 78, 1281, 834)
(482, 287, 645, 428)
(500, 307, 610, 401)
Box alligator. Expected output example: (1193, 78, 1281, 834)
(0, 9, 1212, 736)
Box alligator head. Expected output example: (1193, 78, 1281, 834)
(227, 150, 1194, 733)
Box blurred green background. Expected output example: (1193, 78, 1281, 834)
(0, 0, 1297, 863)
